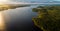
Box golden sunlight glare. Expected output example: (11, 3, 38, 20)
(0, 0, 8, 4)
(0, 0, 8, 2)
(0, 12, 5, 31)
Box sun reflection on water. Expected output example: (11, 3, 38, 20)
(0, 12, 5, 31)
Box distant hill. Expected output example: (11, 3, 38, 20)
(30, 1, 60, 3)
(45, 1, 60, 3)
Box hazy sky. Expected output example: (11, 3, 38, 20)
(1, 0, 60, 4)
(12, 0, 51, 2)
(10, 0, 60, 2)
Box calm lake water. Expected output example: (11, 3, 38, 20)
(0, 4, 59, 31)
(1, 5, 39, 31)
(1, 4, 56, 31)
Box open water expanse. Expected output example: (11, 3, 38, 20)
(0, 4, 41, 31)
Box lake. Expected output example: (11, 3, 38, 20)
(1, 4, 58, 31)
(0, 5, 40, 31)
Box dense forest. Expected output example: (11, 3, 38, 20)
(32, 5, 60, 31)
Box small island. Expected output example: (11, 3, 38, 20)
(32, 5, 60, 31)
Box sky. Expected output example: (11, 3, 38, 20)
(10, 0, 52, 2)
(10, 0, 60, 2)
(0, 0, 60, 4)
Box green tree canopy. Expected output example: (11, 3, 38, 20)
(32, 5, 60, 31)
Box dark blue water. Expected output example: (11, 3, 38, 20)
(1, 5, 42, 31)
